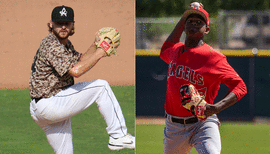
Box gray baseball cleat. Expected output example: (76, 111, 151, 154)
(108, 133, 135, 151)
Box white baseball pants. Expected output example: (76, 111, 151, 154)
(163, 114, 221, 154)
(30, 79, 128, 154)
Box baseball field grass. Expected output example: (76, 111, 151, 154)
(136, 122, 270, 154)
(0, 86, 135, 154)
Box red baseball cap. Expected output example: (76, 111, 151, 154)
(182, 2, 209, 27)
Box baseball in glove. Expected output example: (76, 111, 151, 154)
(179, 84, 207, 120)
(95, 27, 120, 56)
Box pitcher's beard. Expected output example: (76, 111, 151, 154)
(52, 29, 71, 40)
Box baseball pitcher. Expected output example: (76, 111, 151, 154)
(160, 2, 247, 154)
(29, 5, 134, 153)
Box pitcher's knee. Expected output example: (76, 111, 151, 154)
(95, 79, 109, 86)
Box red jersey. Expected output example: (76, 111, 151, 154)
(160, 41, 247, 117)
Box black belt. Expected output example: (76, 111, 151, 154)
(165, 113, 198, 124)
(31, 97, 42, 103)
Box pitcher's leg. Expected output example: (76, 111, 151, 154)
(95, 79, 127, 138)
(32, 79, 133, 152)
(37, 80, 105, 123)
(38, 79, 127, 137)
(192, 117, 221, 154)
(42, 118, 73, 154)
(163, 119, 193, 154)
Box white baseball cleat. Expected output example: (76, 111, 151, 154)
(108, 133, 135, 151)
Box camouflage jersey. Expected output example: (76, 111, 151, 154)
(29, 32, 82, 98)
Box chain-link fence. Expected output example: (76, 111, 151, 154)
(136, 17, 179, 49)
(136, 10, 270, 50)
(136, 17, 218, 50)
(219, 10, 270, 49)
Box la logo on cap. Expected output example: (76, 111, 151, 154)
(59, 7, 67, 17)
